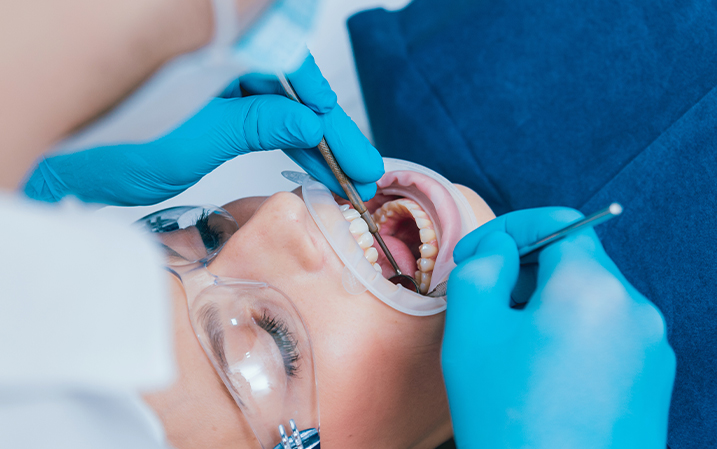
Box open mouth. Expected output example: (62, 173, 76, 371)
(336, 170, 462, 295)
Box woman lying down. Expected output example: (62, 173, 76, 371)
(138, 158, 495, 449)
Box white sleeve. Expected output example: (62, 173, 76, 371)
(0, 194, 175, 449)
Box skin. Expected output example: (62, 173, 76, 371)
(0, 0, 493, 446)
(144, 186, 495, 448)
(0, 0, 272, 190)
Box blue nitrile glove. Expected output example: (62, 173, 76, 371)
(23, 53, 384, 205)
(442, 207, 676, 449)
(227, 54, 383, 201)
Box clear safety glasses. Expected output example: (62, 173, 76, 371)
(136, 206, 319, 449)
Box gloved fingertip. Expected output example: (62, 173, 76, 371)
(219, 78, 243, 99)
(296, 112, 324, 148)
(306, 90, 338, 115)
(453, 232, 482, 264)
(475, 230, 518, 258)
(22, 158, 67, 203)
(357, 182, 378, 201)
(289, 53, 337, 113)
(335, 139, 385, 184)
(449, 231, 519, 294)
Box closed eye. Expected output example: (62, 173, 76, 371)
(197, 303, 302, 379)
(256, 311, 301, 378)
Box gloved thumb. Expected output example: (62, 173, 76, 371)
(442, 231, 520, 362)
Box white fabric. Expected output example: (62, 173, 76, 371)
(0, 194, 174, 449)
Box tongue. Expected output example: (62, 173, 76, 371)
(374, 235, 416, 277)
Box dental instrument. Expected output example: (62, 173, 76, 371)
(286, 157, 478, 316)
(427, 202, 623, 297)
(276, 73, 421, 293)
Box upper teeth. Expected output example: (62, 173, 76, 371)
(340, 205, 382, 274)
(339, 199, 440, 295)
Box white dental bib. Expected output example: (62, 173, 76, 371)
(286, 158, 478, 317)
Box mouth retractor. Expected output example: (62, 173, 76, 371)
(286, 158, 478, 317)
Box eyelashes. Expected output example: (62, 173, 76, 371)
(198, 304, 302, 380)
(256, 311, 301, 378)
(195, 211, 223, 253)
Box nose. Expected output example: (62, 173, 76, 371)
(212, 192, 325, 281)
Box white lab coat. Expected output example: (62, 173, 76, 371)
(0, 194, 175, 449)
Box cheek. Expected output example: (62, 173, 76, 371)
(302, 296, 449, 447)
(143, 277, 257, 448)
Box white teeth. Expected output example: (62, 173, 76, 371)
(398, 199, 418, 210)
(365, 247, 378, 263)
(343, 209, 360, 221)
(343, 198, 441, 293)
(419, 243, 438, 258)
(340, 205, 384, 269)
(369, 197, 441, 295)
(410, 209, 428, 219)
(418, 258, 435, 272)
(357, 232, 374, 249)
(415, 217, 432, 229)
(419, 229, 436, 243)
(418, 271, 433, 294)
(349, 218, 369, 236)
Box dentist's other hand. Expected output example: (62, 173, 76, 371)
(442, 207, 675, 449)
(23, 53, 384, 205)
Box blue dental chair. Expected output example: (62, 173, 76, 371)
(349, 1, 717, 448)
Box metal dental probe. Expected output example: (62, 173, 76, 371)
(426, 202, 623, 298)
(276, 73, 421, 293)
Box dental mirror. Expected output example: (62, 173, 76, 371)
(389, 273, 421, 293)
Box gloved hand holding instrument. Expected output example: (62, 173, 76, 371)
(442, 206, 676, 449)
(23, 54, 384, 205)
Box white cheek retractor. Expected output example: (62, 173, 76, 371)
(284, 158, 478, 317)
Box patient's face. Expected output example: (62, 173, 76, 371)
(143, 183, 493, 449)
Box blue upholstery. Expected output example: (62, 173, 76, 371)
(348, 1, 717, 447)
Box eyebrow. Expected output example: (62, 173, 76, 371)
(196, 303, 228, 370)
(159, 243, 185, 260)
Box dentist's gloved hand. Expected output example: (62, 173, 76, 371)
(224, 56, 384, 201)
(23, 53, 384, 206)
(442, 207, 676, 449)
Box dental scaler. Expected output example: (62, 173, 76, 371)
(277, 73, 421, 293)
(426, 202, 623, 297)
